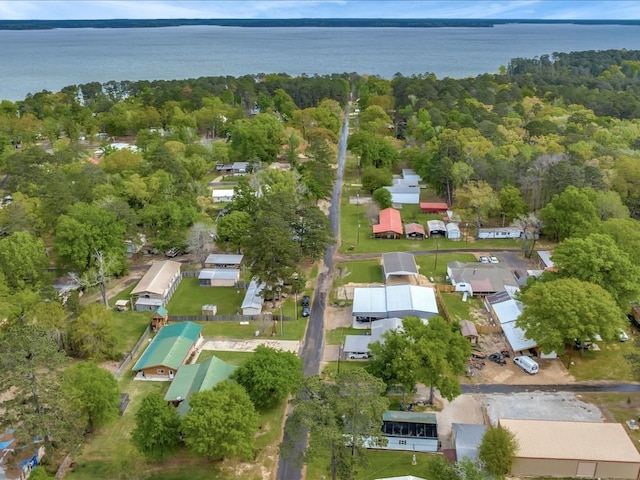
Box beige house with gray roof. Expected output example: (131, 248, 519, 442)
(446, 261, 519, 296)
(131, 260, 182, 311)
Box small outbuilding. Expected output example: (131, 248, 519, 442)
(198, 268, 240, 287)
(420, 202, 449, 213)
(477, 227, 523, 239)
(452, 423, 487, 462)
(382, 252, 419, 282)
(404, 223, 425, 239)
(459, 320, 479, 344)
(115, 299, 129, 312)
(204, 254, 244, 269)
(241, 279, 264, 316)
(150, 306, 169, 332)
(500, 418, 640, 479)
(426, 219, 446, 237)
(446, 222, 461, 240)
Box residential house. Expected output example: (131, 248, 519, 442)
(132, 321, 202, 380)
(420, 202, 449, 213)
(131, 260, 182, 311)
(477, 227, 523, 239)
(499, 418, 640, 479)
(211, 189, 235, 203)
(198, 268, 240, 287)
(164, 356, 237, 416)
(150, 306, 169, 332)
(404, 223, 425, 239)
(373, 208, 403, 239)
(371, 411, 438, 453)
(204, 254, 244, 269)
(384, 180, 420, 205)
(241, 279, 264, 316)
(446, 261, 519, 297)
(484, 290, 543, 356)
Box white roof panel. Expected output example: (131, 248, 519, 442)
(352, 287, 387, 317)
(502, 321, 537, 352)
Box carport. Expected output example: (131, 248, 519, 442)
(382, 252, 419, 282)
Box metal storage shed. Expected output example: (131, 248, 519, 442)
(352, 287, 388, 320)
(198, 268, 239, 287)
(352, 286, 438, 321)
(446, 222, 461, 240)
(452, 423, 487, 462)
(241, 279, 264, 316)
(427, 219, 446, 237)
(382, 252, 419, 281)
(500, 418, 640, 479)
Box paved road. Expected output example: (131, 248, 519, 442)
(276, 104, 350, 480)
(462, 382, 640, 394)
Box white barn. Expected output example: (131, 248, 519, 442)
(446, 222, 461, 240)
(384, 183, 420, 205)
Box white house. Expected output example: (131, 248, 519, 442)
(212, 189, 235, 203)
(477, 227, 523, 239)
(384, 180, 420, 205)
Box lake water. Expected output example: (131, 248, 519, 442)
(2, 23, 640, 101)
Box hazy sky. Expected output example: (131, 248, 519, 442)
(0, 1, 638, 20)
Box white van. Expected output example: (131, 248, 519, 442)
(348, 352, 370, 360)
(514, 356, 539, 375)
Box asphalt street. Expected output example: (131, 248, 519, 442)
(276, 104, 350, 480)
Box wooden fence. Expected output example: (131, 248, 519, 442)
(476, 324, 503, 334)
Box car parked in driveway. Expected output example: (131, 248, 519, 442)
(619, 329, 629, 342)
(489, 256, 499, 263)
(301, 295, 310, 307)
(479, 256, 489, 264)
(302, 305, 310, 317)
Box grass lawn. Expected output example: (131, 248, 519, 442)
(110, 309, 151, 354)
(560, 338, 637, 382)
(335, 259, 383, 285)
(196, 350, 254, 365)
(414, 252, 477, 282)
(325, 327, 364, 345)
(439, 292, 485, 323)
(167, 278, 244, 315)
(306, 449, 433, 480)
(68, 375, 168, 480)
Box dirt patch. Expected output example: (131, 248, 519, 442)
(466, 355, 574, 385)
(324, 304, 353, 330)
(335, 281, 383, 301)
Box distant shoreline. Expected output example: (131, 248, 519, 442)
(1, 18, 640, 30)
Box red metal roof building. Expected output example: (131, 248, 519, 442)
(420, 202, 449, 213)
(373, 208, 403, 239)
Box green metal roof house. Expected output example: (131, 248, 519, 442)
(132, 321, 202, 380)
(164, 356, 237, 415)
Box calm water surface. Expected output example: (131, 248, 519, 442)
(2, 23, 640, 101)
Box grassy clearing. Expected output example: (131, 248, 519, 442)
(167, 278, 244, 315)
(325, 327, 363, 345)
(198, 316, 307, 341)
(110, 309, 151, 353)
(335, 259, 383, 285)
(306, 449, 432, 480)
(439, 292, 485, 323)
(414, 252, 477, 282)
(560, 337, 637, 382)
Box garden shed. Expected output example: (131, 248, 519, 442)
(404, 223, 425, 239)
(500, 418, 640, 479)
(198, 268, 239, 287)
(426, 219, 446, 237)
(150, 306, 169, 332)
(241, 279, 264, 316)
(446, 222, 461, 240)
(459, 320, 479, 344)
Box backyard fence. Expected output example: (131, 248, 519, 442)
(114, 325, 152, 379)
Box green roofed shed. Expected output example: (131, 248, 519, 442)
(165, 357, 237, 415)
(132, 321, 202, 378)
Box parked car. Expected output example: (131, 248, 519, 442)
(619, 329, 629, 342)
(302, 305, 310, 317)
(488, 352, 507, 365)
(301, 295, 310, 307)
(489, 256, 499, 263)
(348, 352, 370, 359)
(479, 256, 489, 264)
(574, 339, 592, 350)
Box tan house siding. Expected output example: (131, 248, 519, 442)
(512, 458, 577, 478)
(596, 461, 640, 479)
(138, 344, 197, 380)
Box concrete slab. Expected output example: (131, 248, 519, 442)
(200, 338, 300, 353)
